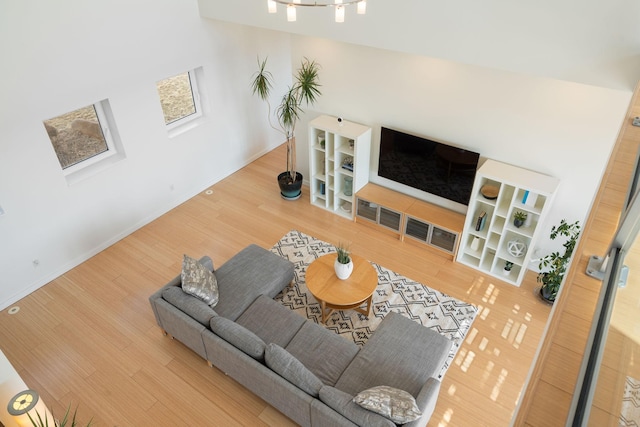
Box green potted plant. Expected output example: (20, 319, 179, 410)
(503, 261, 514, 276)
(334, 242, 353, 280)
(513, 211, 527, 228)
(537, 219, 581, 303)
(28, 405, 93, 427)
(250, 56, 321, 200)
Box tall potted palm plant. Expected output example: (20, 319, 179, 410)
(251, 56, 321, 200)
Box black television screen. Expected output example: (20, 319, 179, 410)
(377, 127, 480, 206)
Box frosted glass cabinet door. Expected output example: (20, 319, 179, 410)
(430, 226, 457, 253)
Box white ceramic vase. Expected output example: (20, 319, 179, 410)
(334, 258, 354, 280)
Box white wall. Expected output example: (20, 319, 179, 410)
(198, 0, 640, 92)
(290, 37, 632, 259)
(0, 0, 292, 309)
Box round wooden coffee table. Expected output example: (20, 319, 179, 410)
(306, 253, 378, 323)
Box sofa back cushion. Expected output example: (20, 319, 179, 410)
(236, 295, 306, 349)
(161, 286, 217, 326)
(210, 316, 266, 360)
(335, 312, 453, 397)
(265, 343, 323, 397)
(285, 322, 359, 387)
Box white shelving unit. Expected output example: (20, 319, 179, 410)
(456, 159, 559, 286)
(309, 115, 372, 219)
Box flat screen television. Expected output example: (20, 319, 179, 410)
(377, 127, 480, 206)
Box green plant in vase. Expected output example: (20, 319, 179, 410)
(513, 211, 527, 228)
(503, 261, 514, 276)
(334, 242, 353, 280)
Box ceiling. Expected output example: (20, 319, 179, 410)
(198, 0, 640, 91)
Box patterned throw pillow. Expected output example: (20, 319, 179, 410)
(353, 385, 422, 424)
(181, 255, 219, 307)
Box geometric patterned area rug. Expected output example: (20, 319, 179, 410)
(620, 376, 640, 426)
(271, 230, 478, 377)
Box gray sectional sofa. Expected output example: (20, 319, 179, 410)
(149, 244, 454, 426)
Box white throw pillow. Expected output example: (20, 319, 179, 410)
(353, 385, 422, 424)
(181, 255, 219, 307)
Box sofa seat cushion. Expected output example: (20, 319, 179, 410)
(161, 286, 217, 326)
(318, 386, 394, 427)
(210, 316, 266, 360)
(265, 343, 323, 397)
(354, 385, 422, 424)
(236, 295, 306, 349)
(214, 244, 295, 321)
(335, 312, 453, 397)
(285, 322, 360, 387)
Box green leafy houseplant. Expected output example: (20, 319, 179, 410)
(336, 242, 351, 264)
(513, 210, 527, 227)
(250, 56, 321, 199)
(504, 261, 513, 271)
(28, 405, 93, 427)
(537, 219, 581, 302)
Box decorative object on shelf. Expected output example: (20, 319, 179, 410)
(480, 184, 499, 200)
(503, 261, 513, 276)
(470, 236, 481, 252)
(341, 201, 352, 213)
(507, 239, 527, 258)
(251, 56, 321, 200)
(343, 176, 353, 196)
(522, 190, 538, 207)
(334, 242, 353, 280)
(320, 182, 325, 195)
(349, 139, 355, 149)
(513, 211, 527, 228)
(342, 156, 354, 172)
(537, 219, 581, 303)
(318, 135, 325, 148)
(267, 0, 367, 23)
(475, 211, 487, 231)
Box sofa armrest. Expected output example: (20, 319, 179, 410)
(402, 377, 441, 427)
(149, 255, 214, 329)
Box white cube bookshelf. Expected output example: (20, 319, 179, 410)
(457, 159, 559, 286)
(308, 115, 372, 219)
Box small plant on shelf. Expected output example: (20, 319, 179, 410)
(513, 211, 527, 228)
(503, 261, 514, 276)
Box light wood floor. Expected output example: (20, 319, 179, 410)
(1, 144, 562, 426)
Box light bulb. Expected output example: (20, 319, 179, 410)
(335, 5, 345, 22)
(267, 0, 277, 13)
(357, 0, 366, 14)
(287, 4, 296, 21)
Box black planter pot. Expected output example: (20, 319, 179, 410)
(277, 171, 303, 200)
(514, 218, 524, 228)
(539, 286, 555, 303)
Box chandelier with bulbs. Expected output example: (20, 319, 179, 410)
(267, 0, 367, 23)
